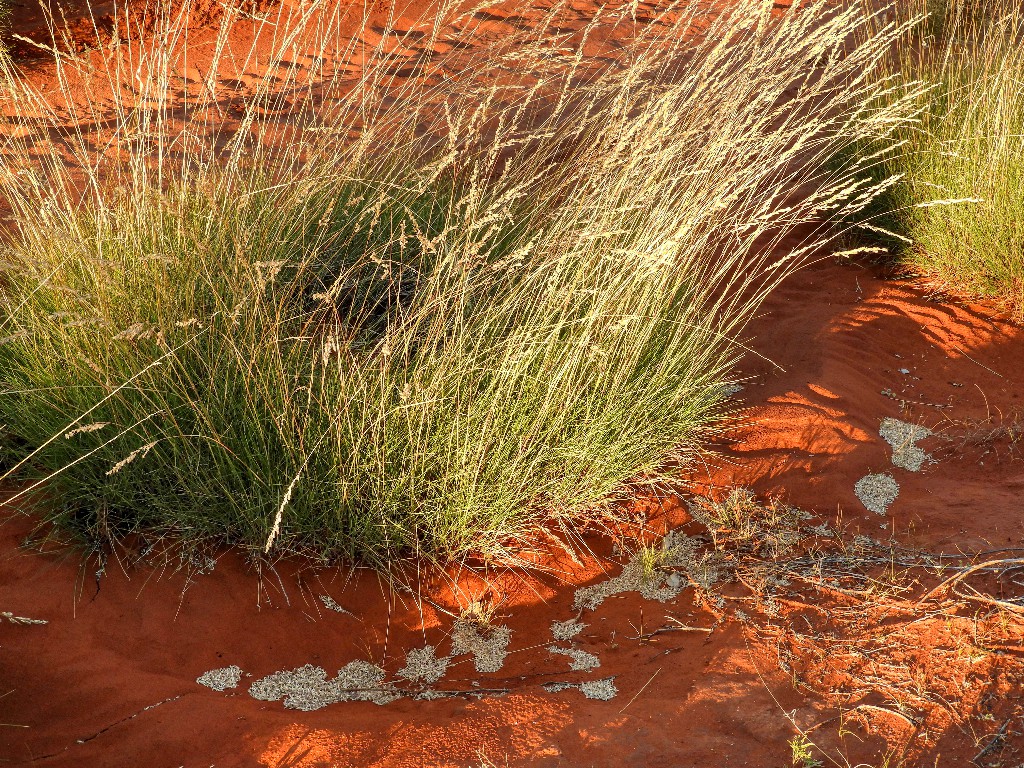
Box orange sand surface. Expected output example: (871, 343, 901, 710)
(1, 1, 1023, 766)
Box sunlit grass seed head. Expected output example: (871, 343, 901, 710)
(853, 0, 1024, 318)
(0, 0, 917, 568)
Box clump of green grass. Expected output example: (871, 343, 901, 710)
(636, 540, 670, 583)
(856, 0, 1024, 318)
(789, 734, 823, 768)
(0, 0, 914, 568)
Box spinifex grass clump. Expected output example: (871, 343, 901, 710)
(0, 1, 9, 40)
(0, 0, 913, 566)
(857, 0, 1024, 317)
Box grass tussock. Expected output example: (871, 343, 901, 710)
(0, 0, 914, 567)
(857, 0, 1024, 317)
(0, 1, 10, 57)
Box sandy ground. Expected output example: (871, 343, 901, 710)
(2, 2, 1024, 767)
(4, 259, 1022, 767)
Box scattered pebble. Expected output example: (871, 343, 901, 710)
(854, 473, 900, 515)
(196, 665, 243, 691)
(551, 618, 587, 641)
(451, 620, 512, 673)
(548, 645, 601, 672)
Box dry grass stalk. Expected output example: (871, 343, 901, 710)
(676, 490, 1024, 766)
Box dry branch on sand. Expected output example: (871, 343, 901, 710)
(674, 490, 1024, 767)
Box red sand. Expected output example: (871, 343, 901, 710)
(2, 2, 1024, 766)
(3, 258, 1022, 767)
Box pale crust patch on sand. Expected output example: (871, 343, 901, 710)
(854, 472, 900, 515)
(397, 645, 450, 684)
(573, 531, 702, 611)
(548, 645, 600, 672)
(543, 677, 618, 700)
(196, 665, 243, 691)
(880, 417, 933, 472)
(551, 618, 587, 641)
(249, 661, 401, 710)
(451, 620, 512, 673)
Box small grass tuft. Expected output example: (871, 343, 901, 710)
(789, 734, 823, 768)
(636, 540, 670, 583)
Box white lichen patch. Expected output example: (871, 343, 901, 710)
(249, 661, 400, 710)
(548, 645, 600, 672)
(318, 594, 354, 615)
(579, 677, 619, 700)
(413, 688, 450, 701)
(397, 645, 450, 684)
(196, 665, 242, 691)
(249, 665, 341, 711)
(551, 618, 587, 641)
(543, 676, 618, 700)
(880, 417, 933, 472)
(573, 531, 701, 611)
(809, 523, 834, 538)
(543, 681, 574, 693)
(451, 620, 512, 673)
(854, 473, 900, 515)
(336, 660, 400, 704)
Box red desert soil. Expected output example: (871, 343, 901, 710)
(2, 3, 1024, 767)
(3, 258, 1022, 768)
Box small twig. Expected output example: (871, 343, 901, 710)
(971, 718, 1012, 765)
(618, 668, 660, 714)
(665, 618, 714, 633)
(0, 612, 47, 626)
(950, 343, 1005, 380)
(918, 558, 1024, 606)
(852, 703, 918, 728)
(952, 584, 1024, 615)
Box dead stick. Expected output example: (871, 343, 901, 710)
(618, 668, 661, 714)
